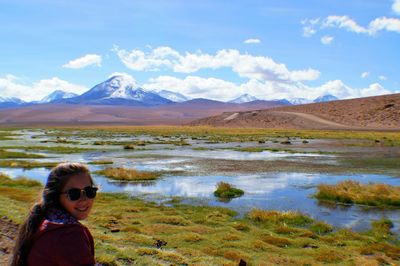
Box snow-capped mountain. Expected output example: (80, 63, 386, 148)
(155, 90, 188, 102)
(314, 94, 339, 103)
(288, 98, 313, 105)
(0, 96, 23, 103)
(0, 97, 24, 108)
(61, 75, 172, 106)
(40, 90, 78, 103)
(229, 94, 258, 103)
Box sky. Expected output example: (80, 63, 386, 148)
(1, 0, 399, 102)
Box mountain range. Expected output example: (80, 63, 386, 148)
(0, 75, 340, 108)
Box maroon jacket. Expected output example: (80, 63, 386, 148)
(27, 220, 95, 266)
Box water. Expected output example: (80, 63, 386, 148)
(3, 167, 400, 234)
(1, 129, 400, 234)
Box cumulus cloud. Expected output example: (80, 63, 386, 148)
(393, 0, 400, 15)
(244, 38, 261, 44)
(143, 76, 239, 100)
(361, 72, 369, 78)
(107, 72, 137, 86)
(379, 75, 388, 80)
(113, 46, 320, 83)
(302, 15, 400, 37)
(0, 75, 87, 101)
(62, 54, 102, 69)
(323, 16, 369, 34)
(321, 35, 334, 45)
(143, 74, 391, 102)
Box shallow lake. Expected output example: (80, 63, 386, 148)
(1, 129, 400, 234)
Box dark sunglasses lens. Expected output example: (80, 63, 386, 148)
(84, 187, 97, 199)
(67, 188, 81, 201)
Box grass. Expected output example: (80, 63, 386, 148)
(95, 167, 161, 181)
(0, 149, 45, 159)
(315, 180, 400, 207)
(1, 146, 96, 154)
(232, 147, 337, 154)
(0, 160, 58, 169)
(88, 160, 114, 165)
(0, 175, 399, 265)
(214, 182, 244, 199)
(10, 126, 400, 146)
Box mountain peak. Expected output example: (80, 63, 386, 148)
(40, 90, 78, 103)
(229, 93, 258, 103)
(314, 94, 338, 103)
(154, 90, 188, 102)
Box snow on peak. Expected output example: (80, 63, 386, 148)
(40, 90, 78, 103)
(155, 90, 188, 102)
(229, 93, 258, 103)
(288, 98, 313, 105)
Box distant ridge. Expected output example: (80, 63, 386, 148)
(189, 93, 400, 130)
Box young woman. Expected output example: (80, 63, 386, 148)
(11, 163, 98, 266)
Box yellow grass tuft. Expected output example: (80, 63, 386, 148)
(315, 180, 400, 207)
(95, 167, 161, 181)
(248, 209, 313, 226)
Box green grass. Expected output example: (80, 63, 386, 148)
(88, 160, 114, 165)
(0, 160, 57, 169)
(214, 182, 244, 199)
(10, 126, 400, 146)
(0, 149, 45, 159)
(95, 167, 161, 181)
(1, 146, 96, 154)
(315, 180, 400, 207)
(342, 157, 400, 170)
(0, 175, 399, 265)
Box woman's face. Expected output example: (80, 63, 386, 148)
(59, 173, 95, 220)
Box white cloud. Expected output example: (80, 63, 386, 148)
(62, 54, 102, 69)
(113, 46, 320, 83)
(379, 75, 387, 80)
(323, 16, 369, 34)
(107, 72, 137, 86)
(244, 38, 261, 44)
(0, 75, 87, 101)
(321, 35, 334, 45)
(393, 0, 400, 15)
(303, 15, 400, 37)
(358, 83, 391, 97)
(143, 76, 239, 100)
(301, 18, 320, 37)
(369, 17, 400, 34)
(143, 74, 391, 101)
(361, 72, 369, 78)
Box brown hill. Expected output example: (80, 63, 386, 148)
(0, 100, 286, 126)
(189, 93, 400, 130)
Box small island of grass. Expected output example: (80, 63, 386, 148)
(95, 167, 161, 181)
(315, 180, 400, 207)
(214, 181, 244, 198)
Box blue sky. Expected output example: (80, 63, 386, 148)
(1, 0, 399, 101)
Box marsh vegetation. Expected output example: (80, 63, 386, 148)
(315, 180, 400, 207)
(0, 126, 399, 264)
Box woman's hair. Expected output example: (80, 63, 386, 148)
(11, 162, 93, 266)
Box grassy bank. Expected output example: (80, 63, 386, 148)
(1, 173, 399, 265)
(315, 180, 400, 207)
(95, 167, 161, 181)
(6, 126, 400, 145)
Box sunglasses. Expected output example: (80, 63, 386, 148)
(61, 186, 98, 201)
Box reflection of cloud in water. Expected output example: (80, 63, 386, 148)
(142, 149, 332, 161)
(104, 173, 321, 198)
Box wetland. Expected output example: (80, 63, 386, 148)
(0, 126, 399, 265)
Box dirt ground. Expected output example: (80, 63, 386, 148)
(0, 216, 18, 265)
